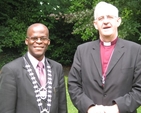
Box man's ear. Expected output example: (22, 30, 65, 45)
(25, 38, 28, 45)
(117, 17, 122, 27)
(48, 40, 50, 45)
(94, 20, 98, 30)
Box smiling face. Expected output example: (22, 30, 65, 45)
(25, 23, 50, 61)
(94, 2, 121, 41)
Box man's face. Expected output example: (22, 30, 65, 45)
(94, 8, 121, 39)
(25, 25, 50, 61)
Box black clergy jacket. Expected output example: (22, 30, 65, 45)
(68, 38, 141, 113)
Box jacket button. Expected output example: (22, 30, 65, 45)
(104, 94, 107, 97)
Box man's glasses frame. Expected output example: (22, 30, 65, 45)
(27, 36, 50, 42)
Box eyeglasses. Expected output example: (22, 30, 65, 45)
(27, 36, 50, 42)
(96, 15, 116, 21)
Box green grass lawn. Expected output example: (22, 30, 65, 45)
(65, 76, 78, 113)
(65, 76, 141, 113)
(138, 107, 141, 113)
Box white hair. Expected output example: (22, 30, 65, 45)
(94, 1, 119, 19)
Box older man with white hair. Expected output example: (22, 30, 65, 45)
(68, 1, 141, 113)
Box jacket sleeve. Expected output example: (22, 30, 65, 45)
(0, 65, 17, 113)
(68, 46, 95, 113)
(114, 45, 141, 113)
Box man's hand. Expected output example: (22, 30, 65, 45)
(87, 105, 105, 113)
(87, 104, 119, 113)
(104, 104, 119, 113)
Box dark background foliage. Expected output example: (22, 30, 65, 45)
(0, 0, 141, 69)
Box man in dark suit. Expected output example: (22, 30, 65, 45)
(68, 1, 141, 113)
(0, 23, 67, 113)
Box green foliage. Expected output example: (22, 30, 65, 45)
(39, 0, 70, 14)
(0, 0, 141, 68)
(66, 9, 97, 41)
(44, 16, 84, 65)
(118, 1, 141, 42)
(0, 0, 42, 53)
(2, 18, 26, 47)
(66, 0, 141, 43)
(0, 26, 9, 52)
(0, 0, 84, 66)
(69, 0, 95, 12)
(0, 48, 20, 69)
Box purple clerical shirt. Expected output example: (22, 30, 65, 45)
(100, 38, 118, 84)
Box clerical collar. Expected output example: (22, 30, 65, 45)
(100, 38, 118, 46)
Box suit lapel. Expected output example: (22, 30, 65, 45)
(106, 38, 125, 76)
(23, 54, 54, 86)
(23, 53, 40, 84)
(91, 40, 103, 76)
(22, 56, 31, 82)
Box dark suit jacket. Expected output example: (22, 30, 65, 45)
(0, 54, 67, 113)
(68, 38, 141, 113)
